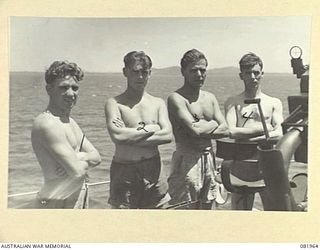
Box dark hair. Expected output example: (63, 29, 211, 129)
(123, 51, 152, 69)
(239, 52, 263, 72)
(180, 49, 208, 69)
(45, 61, 84, 85)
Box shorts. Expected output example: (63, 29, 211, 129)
(168, 145, 217, 207)
(23, 180, 84, 209)
(108, 155, 170, 209)
(28, 192, 79, 209)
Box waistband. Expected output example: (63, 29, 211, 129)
(175, 143, 213, 155)
(111, 154, 160, 166)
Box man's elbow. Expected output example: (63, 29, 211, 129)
(110, 134, 130, 145)
(228, 130, 240, 139)
(73, 169, 87, 178)
(211, 130, 230, 139)
(272, 128, 283, 138)
(90, 153, 102, 167)
(163, 133, 173, 144)
(154, 131, 173, 145)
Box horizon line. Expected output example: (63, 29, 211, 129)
(9, 65, 293, 74)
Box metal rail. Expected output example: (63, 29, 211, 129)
(8, 180, 110, 198)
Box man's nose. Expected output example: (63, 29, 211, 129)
(196, 70, 203, 77)
(66, 87, 75, 95)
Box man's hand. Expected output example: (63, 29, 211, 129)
(76, 152, 88, 162)
(112, 117, 125, 128)
(249, 123, 274, 132)
(55, 165, 68, 177)
(144, 123, 161, 132)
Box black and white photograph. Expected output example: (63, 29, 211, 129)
(8, 16, 311, 211)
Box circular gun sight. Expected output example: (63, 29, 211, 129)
(290, 46, 303, 59)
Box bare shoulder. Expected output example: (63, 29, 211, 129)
(144, 93, 166, 110)
(69, 117, 82, 131)
(224, 93, 242, 106)
(262, 94, 282, 106)
(167, 91, 185, 105)
(32, 113, 61, 137)
(200, 90, 218, 101)
(104, 97, 120, 112)
(105, 96, 118, 106)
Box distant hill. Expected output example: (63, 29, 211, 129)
(152, 66, 180, 75)
(151, 66, 238, 75)
(207, 66, 239, 75)
(10, 67, 292, 76)
(152, 66, 239, 76)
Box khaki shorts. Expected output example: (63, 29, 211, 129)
(168, 146, 217, 206)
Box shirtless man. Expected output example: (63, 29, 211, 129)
(224, 52, 283, 210)
(105, 51, 172, 209)
(31, 61, 101, 208)
(167, 49, 229, 209)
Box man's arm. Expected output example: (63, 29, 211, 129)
(224, 100, 278, 140)
(209, 94, 229, 139)
(71, 120, 101, 168)
(34, 121, 88, 178)
(167, 93, 220, 138)
(248, 98, 284, 141)
(134, 99, 173, 146)
(104, 98, 154, 145)
(270, 98, 284, 137)
(77, 137, 101, 168)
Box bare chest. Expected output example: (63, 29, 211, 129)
(186, 98, 214, 120)
(118, 102, 159, 127)
(62, 122, 81, 150)
(237, 103, 273, 127)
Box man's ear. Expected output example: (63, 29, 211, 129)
(261, 71, 264, 78)
(122, 67, 127, 77)
(239, 72, 243, 80)
(46, 84, 52, 95)
(180, 67, 185, 77)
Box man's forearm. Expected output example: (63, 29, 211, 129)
(210, 123, 229, 139)
(82, 151, 101, 167)
(190, 120, 219, 138)
(110, 127, 155, 144)
(134, 128, 172, 146)
(229, 127, 266, 139)
(248, 129, 282, 141)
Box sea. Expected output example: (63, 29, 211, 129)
(8, 70, 307, 209)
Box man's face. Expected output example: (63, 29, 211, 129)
(47, 76, 79, 112)
(124, 61, 151, 91)
(181, 59, 207, 89)
(239, 63, 264, 91)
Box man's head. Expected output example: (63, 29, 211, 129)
(45, 61, 84, 85)
(239, 52, 264, 91)
(180, 49, 208, 89)
(123, 51, 152, 91)
(45, 61, 84, 112)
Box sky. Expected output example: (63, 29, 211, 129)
(10, 16, 311, 73)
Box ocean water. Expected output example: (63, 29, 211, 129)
(8, 71, 304, 209)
